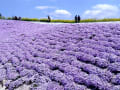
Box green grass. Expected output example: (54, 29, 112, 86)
(80, 18, 120, 23)
(21, 18, 40, 21)
(0, 16, 6, 19)
(39, 18, 120, 23)
(40, 18, 49, 22)
(7, 17, 12, 20)
(51, 19, 75, 23)
(1, 16, 120, 23)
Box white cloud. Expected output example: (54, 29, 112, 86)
(35, 6, 55, 10)
(54, 9, 71, 16)
(83, 4, 120, 19)
(50, 9, 72, 19)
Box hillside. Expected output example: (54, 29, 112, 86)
(0, 20, 120, 90)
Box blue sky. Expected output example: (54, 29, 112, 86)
(0, 0, 120, 19)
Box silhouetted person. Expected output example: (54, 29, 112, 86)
(13, 16, 18, 20)
(48, 16, 51, 22)
(75, 15, 78, 23)
(0, 13, 2, 17)
(78, 15, 81, 23)
(18, 17, 21, 20)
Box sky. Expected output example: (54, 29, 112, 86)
(0, 0, 120, 19)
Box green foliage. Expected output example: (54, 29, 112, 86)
(20, 18, 120, 23)
(39, 19, 74, 23)
(0, 16, 5, 19)
(1, 16, 6, 19)
(21, 18, 40, 21)
(51, 19, 75, 23)
(0, 14, 120, 23)
(80, 19, 97, 22)
(98, 18, 120, 22)
(80, 18, 120, 23)
(0, 13, 5, 19)
(40, 18, 49, 22)
(39, 18, 120, 23)
(7, 17, 12, 20)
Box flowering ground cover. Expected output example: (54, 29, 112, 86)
(0, 20, 120, 90)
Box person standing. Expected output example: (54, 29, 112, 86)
(18, 17, 21, 20)
(0, 13, 2, 17)
(14, 16, 17, 20)
(0, 13, 2, 19)
(48, 15, 51, 22)
(75, 15, 78, 23)
(78, 15, 81, 23)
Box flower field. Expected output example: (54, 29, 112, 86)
(0, 20, 120, 90)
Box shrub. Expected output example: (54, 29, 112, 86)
(0, 13, 6, 19)
(7, 17, 12, 20)
(1, 16, 5, 19)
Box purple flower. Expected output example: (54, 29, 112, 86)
(0, 20, 120, 89)
(108, 62, 120, 73)
(111, 74, 120, 85)
(64, 82, 87, 90)
(47, 82, 64, 90)
(0, 68, 6, 81)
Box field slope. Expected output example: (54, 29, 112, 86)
(0, 20, 120, 90)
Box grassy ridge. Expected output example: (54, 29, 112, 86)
(1, 16, 120, 23)
(20, 18, 120, 23)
